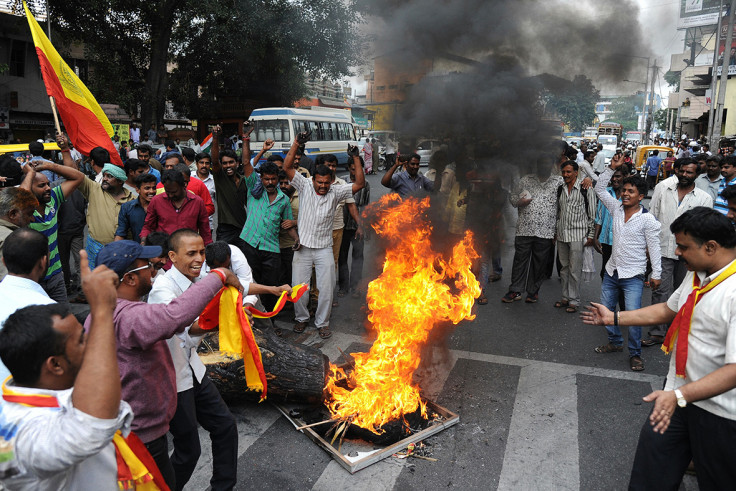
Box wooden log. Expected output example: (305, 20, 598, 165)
(200, 324, 329, 404)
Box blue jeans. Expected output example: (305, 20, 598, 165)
(601, 271, 644, 356)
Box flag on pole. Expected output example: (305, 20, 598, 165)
(23, 2, 123, 167)
(200, 133, 213, 154)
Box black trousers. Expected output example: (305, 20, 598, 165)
(144, 434, 175, 491)
(241, 241, 282, 310)
(169, 374, 238, 491)
(509, 236, 554, 296)
(629, 403, 736, 490)
(280, 247, 294, 286)
(216, 223, 247, 250)
(338, 228, 364, 292)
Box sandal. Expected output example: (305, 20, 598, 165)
(274, 327, 283, 337)
(630, 356, 645, 371)
(477, 293, 488, 305)
(554, 300, 570, 308)
(337, 290, 347, 298)
(318, 326, 332, 339)
(565, 305, 578, 313)
(641, 336, 664, 347)
(594, 343, 623, 353)
(293, 321, 308, 334)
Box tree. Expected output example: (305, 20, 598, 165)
(539, 74, 599, 132)
(606, 94, 646, 134)
(654, 108, 669, 132)
(168, 0, 361, 120)
(664, 70, 681, 91)
(44, 0, 362, 130)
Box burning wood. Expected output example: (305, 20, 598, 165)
(323, 194, 481, 435)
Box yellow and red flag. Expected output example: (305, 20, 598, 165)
(199, 284, 309, 401)
(23, 2, 123, 166)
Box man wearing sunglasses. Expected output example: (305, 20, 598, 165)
(92, 240, 242, 490)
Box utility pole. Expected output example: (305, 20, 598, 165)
(713, 0, 736, 146)
(707, 0, 726, 143)
(644, 61, 658, 145)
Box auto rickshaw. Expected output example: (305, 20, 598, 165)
(635, 145, 674, 182)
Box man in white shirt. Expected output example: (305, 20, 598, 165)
(283, 132, 365, 339)
(643, 158, 713, 347)
(592, 155, 661, 371)
(192, 152, 217, 232)
(147, 229, 238, 491)
(591, 144, 607, 175)
(0, 249, 149, 490)
(582, 207, 736, 490)
(129, 124, 140, 144)
(0, 229, 55, 381)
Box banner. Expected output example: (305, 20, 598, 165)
(23, 2, 123, 166)
(112, 123, 130, 143)
(678, 0, 725, 29)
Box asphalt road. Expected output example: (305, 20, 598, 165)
(139, 172, 698, 491)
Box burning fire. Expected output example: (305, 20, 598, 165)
(324, 194, 481, 433)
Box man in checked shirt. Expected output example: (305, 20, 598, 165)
(593, 154, 662, 371)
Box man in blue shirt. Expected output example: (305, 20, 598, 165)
(114, 173, 158, 243)
(714, 155, 736, 216)
(381, 153, 435, 198)
(643, 150, 662, 193)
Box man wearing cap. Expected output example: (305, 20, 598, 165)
(92, 239, 243, 490)
(58, 135, 135, 267)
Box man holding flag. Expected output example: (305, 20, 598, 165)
(582, 207, 736, 489)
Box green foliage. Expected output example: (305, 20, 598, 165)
(663, 70, 681, 91)
(541, 74, 599, 132)
(654, 108, 669, 131)
(168, 0, 362, 120)
(606, 94, 645, 134)
(45, 0, 362, 126)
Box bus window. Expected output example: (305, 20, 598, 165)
(254, 119, 291, 142)
(319, 122, 334, 141)
(339, 123, 352, 140)
(294, 120, 320, 140)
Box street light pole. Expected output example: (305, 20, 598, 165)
(707, 0, 726, 143)
(713, 0, 736, 146)
(645, 61, 658, 145)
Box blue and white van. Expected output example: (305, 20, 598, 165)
(249, 107, 360, 165)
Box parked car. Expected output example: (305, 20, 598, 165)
(414, 139, 439, 166)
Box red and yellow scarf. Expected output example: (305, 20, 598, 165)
(199, 284, 308, 401)
(662, 261, 736, 377)
(2, 382, 169, 490)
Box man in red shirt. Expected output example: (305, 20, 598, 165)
(156, 162, 215, 217)
(140, 170, 212, 244)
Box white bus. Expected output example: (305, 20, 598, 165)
(249, 107, 360, 166)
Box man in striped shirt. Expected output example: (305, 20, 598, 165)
(714, 155, 736, 216)
(239, 138, 297, 310)
(25, 156, 85, 306)
(284, 132, 365, 338)
(555, 160, 597, 312)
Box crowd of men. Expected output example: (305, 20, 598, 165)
(1, 126, 736, 489)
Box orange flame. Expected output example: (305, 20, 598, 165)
(324, 194, 481, 433)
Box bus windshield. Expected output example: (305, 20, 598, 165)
(253, 119, 291, 142)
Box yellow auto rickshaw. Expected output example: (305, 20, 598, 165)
(635, 145, 674, 181)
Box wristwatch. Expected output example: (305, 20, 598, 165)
(674, 388, 687, 408)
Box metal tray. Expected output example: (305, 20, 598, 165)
(274, 400, 460, 474)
